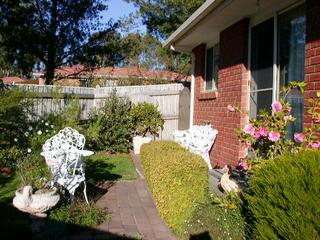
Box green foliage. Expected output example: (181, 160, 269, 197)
(0, 88, 32, 149)
(46, 93, 82, 132)
(129, 102, 164, 136)
(127, 0, 205, 39)
(49, 201, 106, 228)
(183, 196, 244, 240)
(17, 154, 50, 189)
(0, 0, 108, 83)
(243, 150, 320, 239)
(140, 141, 209, 235)
(86, 90, 132, 152)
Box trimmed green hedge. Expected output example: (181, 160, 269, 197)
(140, 141, 209, 235)
(244, 150, 320, 239)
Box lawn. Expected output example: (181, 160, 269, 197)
(85, 151, 138, 183)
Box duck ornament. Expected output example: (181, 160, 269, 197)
(13, 185, 60, 217)
(219, 165, 240, 193)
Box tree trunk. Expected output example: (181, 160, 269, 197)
(44, 0, 58, 85)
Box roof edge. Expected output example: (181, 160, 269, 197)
(163, 0, 223, 49)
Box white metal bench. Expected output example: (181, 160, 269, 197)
(173, 125, 218, 169)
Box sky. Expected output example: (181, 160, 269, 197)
(102, 0, 146, 34)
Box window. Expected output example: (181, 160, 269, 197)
(205, 44, 219, 91)
(249, 4, 305, 137)
(250, 18, 274, 117)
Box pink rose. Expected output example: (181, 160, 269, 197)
(238, 161, 249, 171)
(254, 131, 261, 139)
(272, 101, 282, 113)
(294, 133, 304, 143)
(284, 107, 292, 113)
(310, 142, 320, 148)
(268, 131, 280, 142)
(258, 127, 268, 137)
(244, 124, 255, 136)
(284, 115, 294, 122)
(227, 104, 235, 112)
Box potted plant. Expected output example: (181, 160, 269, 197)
(129, 102, 164, 154)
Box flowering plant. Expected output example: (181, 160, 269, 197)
(16, 119, 57, 187)
(235, 81, 320, 170)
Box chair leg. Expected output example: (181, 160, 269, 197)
(83, 181, 89, 205)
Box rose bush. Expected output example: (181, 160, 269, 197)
(235, 82, 320, 170)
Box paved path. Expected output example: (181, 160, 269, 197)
(95, 154, 177, 240)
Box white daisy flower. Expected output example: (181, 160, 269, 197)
(14, 138, 18, 142)
(45, 122, 49, 126)
(28, 126, 33, 131)
(50, 125, 54, 128)
(24, 132, 29, 137)
(27, 148, 31, 153)
(37, 130, 42, 135)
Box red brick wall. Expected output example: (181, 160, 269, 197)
(192, 19, 249, 168)
(304, 0, 320, 128)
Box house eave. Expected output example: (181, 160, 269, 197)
(163, 0, 225, 50)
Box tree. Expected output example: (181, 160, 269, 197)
(126, 0, 205, 39)
(0, 0, 108, 84)
(125, 0, 205, 75)
(75, 23, 127, 68)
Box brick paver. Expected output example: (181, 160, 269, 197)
(95, 153, 177, 240)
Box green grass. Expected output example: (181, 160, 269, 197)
(85, 152, 137, 184)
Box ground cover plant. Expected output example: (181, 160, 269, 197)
(140, 141, 245, 239)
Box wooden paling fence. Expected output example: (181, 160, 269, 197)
(16, 84, 190, 140)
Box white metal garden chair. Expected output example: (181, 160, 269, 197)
(173, 124, 218, 169)
(41, 127, 93, 204)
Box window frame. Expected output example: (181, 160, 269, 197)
(204, 43, 219, 92)
(248, 2, 305, 117)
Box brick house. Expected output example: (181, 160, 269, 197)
(164, 0, 320, 168)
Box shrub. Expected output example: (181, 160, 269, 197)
(47, 95, 82, 131)
(243, 150, 320, 239)
(140, 141, 209, 235)
(129, 101, 164, 137)
(0, 88, 32, 150)
(86, 89, 132, 152)
(49, 201, 106, 228)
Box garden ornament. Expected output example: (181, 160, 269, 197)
(13, 185, 60, 217)
(173, 124, 218, 169)
(219, 165, 240, 193)
(41, 127, 93, 204)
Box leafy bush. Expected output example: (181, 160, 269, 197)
(0, 88, 32, 162)
(243, 150, 320, 239)
(86, 90, 132, 152)
(49, 201, 106, 228)
(47, 96, 82, 131)
(140, 141, 209, 235)
(129, 101, 164, 136)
